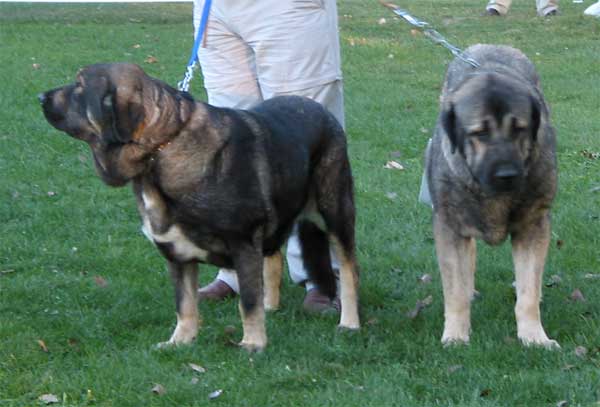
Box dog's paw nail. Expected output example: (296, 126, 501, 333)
(238, 341, 266, 353)
(337, 324, 360, 332)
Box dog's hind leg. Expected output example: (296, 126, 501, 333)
(233, 241, 267, 352)
(315, 160, 359, 329)
(434, 214, 476, 346)
(512, 212, 559, 349)
(263, 251, 283, 311)
(159, 261, 200, 347)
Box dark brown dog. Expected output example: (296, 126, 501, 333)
(40, 63, 360, 351)
(426, 45, 558, 348)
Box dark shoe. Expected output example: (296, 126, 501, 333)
(302, 288, 340, 314)
(544, 10, 558, 16)
(484, 8, 501, 16)
(197, 279, 236, 301)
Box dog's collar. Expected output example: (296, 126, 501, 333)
(148, 141, 172, 162)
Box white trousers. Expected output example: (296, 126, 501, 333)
(486, 0, 559, 16)
(193, 0, 344, 293)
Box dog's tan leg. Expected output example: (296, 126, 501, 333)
(234, 243, 268, 352)
(434, 214, 476, 345)
(158, 261, 200, 347)
(263, 252, 283, 311)
(512, 212, 559, 349)
(238, 301, 267, 352)
(331, 237, 360, 330)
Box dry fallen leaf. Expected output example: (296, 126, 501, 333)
(575, 346, 588, 358)
(406, 295, 433, 319)
(129, 18, 142, 23)
(384, 160, 404, 170)
(189, 363, 206, 374)
(38, 394, 59, 404)
(448, 364, 463, 373)
(208, 389, 223, 400)
(1, 269, 15, 275)
(378, 17, 387, 25)
(410, 29, 420, 36)
(94, 276, 108, 288)
(47, 191, 56, 197)
(145, 55, 158, 64)
(545, 274, 562, 287)
(570, 289, 586, 302)
(37, 339, 49, 352)
(151, 384, 166, 395)
(580, 149, 600, 160)
(132, 44, 141, 49)
(418, 274, 432, 284)
(32, 63, 41, 70)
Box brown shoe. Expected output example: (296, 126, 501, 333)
(483, 8, 501, 16)
(302, 288, 340, 314)
(197, 279, 236, 301)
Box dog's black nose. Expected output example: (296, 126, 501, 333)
(38, 93, 47, 104)
(494, 165, 520, 180)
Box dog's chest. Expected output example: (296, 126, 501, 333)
(139, 190, 209, 262)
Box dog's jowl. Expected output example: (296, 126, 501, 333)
(40, 63, 360, 351)
(426, 44, 558, 348)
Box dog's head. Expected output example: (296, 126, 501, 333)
(40, 63, 193, 186)
(441, 72, 541, 194)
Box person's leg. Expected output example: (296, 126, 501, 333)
(194, 0, 264, 299)
(244, 0, 344, 310)
(536, 0, 559, 16)
(486, 0, 512, 15)
(584, 1, 600, 16)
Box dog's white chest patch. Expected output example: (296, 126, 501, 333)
(141, 193, 208, 262)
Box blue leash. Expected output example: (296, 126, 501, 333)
(178, 0, 212, 92)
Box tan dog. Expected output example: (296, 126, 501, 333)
(426, 45, 558, 348)
(40, 63, 360, 351)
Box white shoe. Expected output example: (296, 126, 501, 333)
(584, 1, 600, 16)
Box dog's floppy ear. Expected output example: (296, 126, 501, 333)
(529, 95, 541, 142)
(441, 102, 461, 155)
(112, 85, 146, 143)
(80, 68, 122, 144)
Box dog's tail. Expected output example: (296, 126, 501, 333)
(297, 220, 337, 299)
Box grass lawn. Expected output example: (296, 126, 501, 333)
(1, 0, 599, 405)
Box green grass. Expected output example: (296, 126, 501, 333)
(1, 1, 599, 405)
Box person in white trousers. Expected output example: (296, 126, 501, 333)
(192, 0, 344, 313)
(485, 0, 559, 16)
(584, 1, 600, 16)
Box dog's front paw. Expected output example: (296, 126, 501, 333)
(517, 322, 560, 349)
(441, 335, 470, 347)
(156, 318, 198, 348)
(441, 316, 470, 346)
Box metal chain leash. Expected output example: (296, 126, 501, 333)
(177, 0, 212, 92)
(379, 1, 480, 68)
